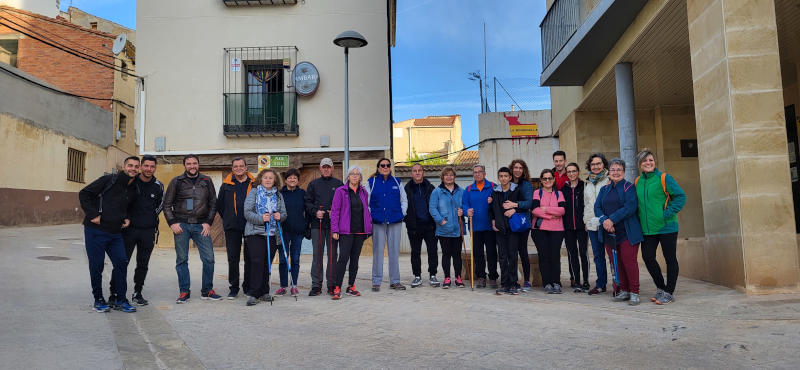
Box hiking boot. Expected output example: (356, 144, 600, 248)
(372, 285, 380, 292)
(522, 281, 532, 292)
(544, 284, 554, 294)
(629, 293, 641, 305)
(201, 290, 222, 301)
(259, 294, 273, 302)
(176, 292, 190, 304)
(613, 291, 631, 302)
(656, 292, 675, 305)
(275, 287, 287, 296)
(132, 292, 149, 306)
(290, 287, 299, 297)
(651, 289, 665, 303)
(429, 276, 441, 287)
(309, 287, 322, 296)
(488, 279, 498, 289)
(477, 278, 487, 288)
(390, 283, 406, 290)
(93, 298, 111, 313)
(442, 277, 451, 289)
(346, 285, 361, 296)
(332, 286, 341, 300)
(588, 286, 606, 296)
(455, 277, 465, 288)
(553, 283, 563, 294)
(581, 282, 591, 292)
(411, 276, 422, 288)
(508, 287, 519, 295)
(227, 290, 238, 300)
(114, 299, 137, 313)
(246, 296, 258, 306)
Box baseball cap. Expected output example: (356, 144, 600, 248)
(320, 158, 334, 167)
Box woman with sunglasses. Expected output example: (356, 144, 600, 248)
(367, 158, 408, 292)
(507, 159, 534, 291)
(594, 158, 643, 305)
(584, 153, 610, 295)
(561, 162, 589, 292)
(531, 169, 566, 294)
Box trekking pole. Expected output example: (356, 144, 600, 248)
(469, 215, 475, 290)
(608, 233, 620, 296)
(328, 221, 335, 292)
(276, 222, 297, 302)
(265, 218, 273, 306)
(318, 207, 324, 291)
(458, 216, 472, 291)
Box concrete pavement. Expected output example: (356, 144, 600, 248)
(1, 224, 799, 369)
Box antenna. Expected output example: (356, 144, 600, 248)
(112, 34, 127, 55)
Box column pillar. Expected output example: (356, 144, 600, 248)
(688, 0, 799, 293)
(615, 62, 638, 182)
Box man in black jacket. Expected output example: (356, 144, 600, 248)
(403, 164, 440, 288)
(216, 157, 254, 299)
(79, 156, 140, 313)
(304, 158, 343, 296)
(109, 155, 164, 306)
(163, 154, 220, 303)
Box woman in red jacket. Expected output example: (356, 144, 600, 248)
(531, 169, 566, 294)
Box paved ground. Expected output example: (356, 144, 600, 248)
(2, 224, 800, 369)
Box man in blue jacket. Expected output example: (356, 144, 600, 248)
(462, 164, 498, 289)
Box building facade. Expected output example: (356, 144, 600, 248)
(137, 0, 396, 245)
(392, 115, 464, 164)
(478, 109, 558, 182)
(541, 0, 800, 294)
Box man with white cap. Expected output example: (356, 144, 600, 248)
(304, 158, 344, 296)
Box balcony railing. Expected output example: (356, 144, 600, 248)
(223, 92, 298, 136)
(540, 0, 582, 70)
(222, 0, 298, 6)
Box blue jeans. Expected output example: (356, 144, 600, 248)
(173, 223, 215, 294)
(589, 229, 607, 289)
(278, 231, 303, 287)
(84, 226, 128, 300)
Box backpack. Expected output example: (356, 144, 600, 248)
(635, 173, 670, 209)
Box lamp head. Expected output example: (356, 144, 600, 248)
(334, 30, 368, 48)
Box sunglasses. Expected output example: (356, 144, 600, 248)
(379, 163, 391, 168)
(541, 177, 554, 181)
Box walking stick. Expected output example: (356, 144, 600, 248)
(276, 222, 297, 301)
(469, 215, 475, 290)
(265, 219, 273, 306)
(608, 233, 620, 296)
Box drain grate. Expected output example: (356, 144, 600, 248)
(37, 256, 70, 261)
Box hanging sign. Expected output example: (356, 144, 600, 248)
(504, 113, 539, 144)
(293, 61, 320, 96)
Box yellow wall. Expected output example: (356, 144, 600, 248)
(0, 113, 108, 192)
(392, 116, 464, 163)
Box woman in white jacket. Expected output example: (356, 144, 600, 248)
(583, 153, 610, 295)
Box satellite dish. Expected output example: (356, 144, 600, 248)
(112, 34, 127, 55)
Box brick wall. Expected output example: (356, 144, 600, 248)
(0, 8, 115, 111)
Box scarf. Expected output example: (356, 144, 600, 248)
(256, 185, 278, 235)
(587, 169, 608, 185)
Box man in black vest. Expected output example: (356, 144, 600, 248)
(216, 157, 255, 299)
(404, 164, 440, 287)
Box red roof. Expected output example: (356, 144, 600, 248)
(412, 115, 459, 127)
(453, 150, 479, 165)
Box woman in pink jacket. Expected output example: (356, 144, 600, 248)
(532, 169, 566, 294)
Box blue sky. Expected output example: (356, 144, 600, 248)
(60, 0, 550, 146)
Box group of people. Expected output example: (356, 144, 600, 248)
(79, 148, 685, 311)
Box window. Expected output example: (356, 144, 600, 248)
(90, 22, 98, 30)
(67, 148, 86, 183)
(121, 60, 128, 80)
(0, 38, 18, 67)
(246, 62, 284, 125)
(118, 113, 127, 139)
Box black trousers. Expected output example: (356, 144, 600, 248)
(472, 230, 498, 280)
(496, 231, 521, 289)
(408, 226, 438, 277)
(335, 234, 366, 288)
(245, 234, 279, 298)
(224, 229, 249, 294)
(642, 232, 679, 294)
(533, 230, 565, 286)
(510, 229, 528, 283)
(110, 227, 155, 295)
(564, 229, 589, 285)
(439, 236, 463, 278)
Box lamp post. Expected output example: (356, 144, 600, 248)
(333, 30, 367, 172)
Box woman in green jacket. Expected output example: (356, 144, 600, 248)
(635, 149, 686, 305)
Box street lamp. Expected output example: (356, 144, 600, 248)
(333, 30, 368, 172)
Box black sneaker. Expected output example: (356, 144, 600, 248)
(93, 298, 111, 312)
(201, 289, 222, 301)
(411, 276, 422, 288)
(581, 282, 591, 292)
(390, 283, 406, 290)
(477, 278, 487, 288)
(309, 287, 322, 296)
(114, 299, 137, 313)
(508, 287, 519, 295)
(227, 291, 238, 300)
(176, 292, 190, 304)
(108, 295, 118, 309)
(495, 288, 504, 295)
(372, 285, 380, 292)
(553, 283, 563, 294)
(132, 292, 149, 306)
(259, 294, 273, 302)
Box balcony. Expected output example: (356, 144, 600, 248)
(222, 0, 297, 6)
(539, 0, 647, 86)
(223, 92, 298, 137)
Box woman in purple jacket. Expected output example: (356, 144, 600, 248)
(330, 165, 372, 300)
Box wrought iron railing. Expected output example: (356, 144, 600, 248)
(540, 0, 582, 70)
(223, 92, 298, 136)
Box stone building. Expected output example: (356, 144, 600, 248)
(540, 0, 800, 294)
(392, 115, 464, 164)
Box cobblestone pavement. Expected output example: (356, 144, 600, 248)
(2, 225, 800, 369)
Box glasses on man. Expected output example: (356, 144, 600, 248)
(379, 163, 391, 168)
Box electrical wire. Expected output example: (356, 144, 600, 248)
(394, 134, 556, 165)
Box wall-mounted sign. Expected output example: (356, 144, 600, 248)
(258, 155, 290, 170)
(231, 58, 241, 72)
(293, 61, 319, 96)
(504, 113, 539, 144)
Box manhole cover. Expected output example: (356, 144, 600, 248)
(37, 256, 70, 261)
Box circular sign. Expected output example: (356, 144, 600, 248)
(293, 61, 320, 96)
